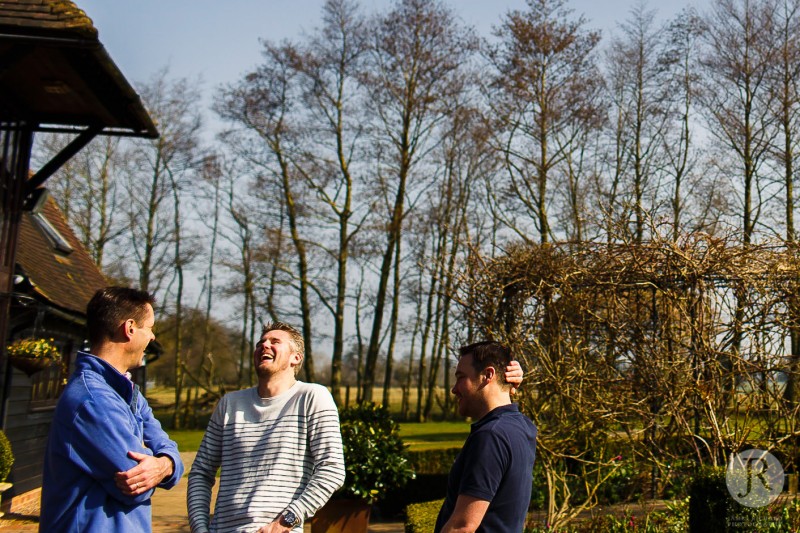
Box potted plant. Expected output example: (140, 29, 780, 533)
(0, 429, 14, 517)
(311, 402, 415, 533)
(6, 337, 60, 376)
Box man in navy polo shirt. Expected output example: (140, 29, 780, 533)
(435, 341, 538, 532)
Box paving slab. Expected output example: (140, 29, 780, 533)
(0, 452, 404, 532)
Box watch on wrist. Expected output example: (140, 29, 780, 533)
(281, 509, 301, 528)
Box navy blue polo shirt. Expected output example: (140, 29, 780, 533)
(434, 403, 537, 532)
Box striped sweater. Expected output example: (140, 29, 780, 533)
(187, 382, 345, 532)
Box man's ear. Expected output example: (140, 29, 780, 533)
(122, 319, 136, 341)
(482, 366, 496, 385)
(291, 351, 303, 367)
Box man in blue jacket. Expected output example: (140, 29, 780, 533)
(40, 287, 183, 532)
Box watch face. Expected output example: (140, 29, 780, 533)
(283, 510, 298, 526)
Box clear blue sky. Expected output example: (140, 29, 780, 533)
(79, 0, 700, 136)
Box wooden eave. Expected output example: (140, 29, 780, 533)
(0, 0, 157, 138)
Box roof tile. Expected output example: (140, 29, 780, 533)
(16, 196, 107, 314)
(0, 0, 96, 39)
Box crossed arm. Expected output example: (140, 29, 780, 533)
(114, 451, 175, 496)
(70, 394, 181, 506)
(115, 394, 182, 495)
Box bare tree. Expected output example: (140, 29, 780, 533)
(198, 155, 223, 387)
(359, 0, 475, 402)
(291, 0, 369, 401)
(767, 0, 800, 404)
(34, 134, 128, 267)
(606, 3, 670, 243)
(488, 0, 602, 244)
(124, 68, 202, 297)
(421, 104, 490, 420)
(214, 155, 261, 388)
(701, 0, 778, 245)
(660, 8, 704, 240)
(167, 161, 188, 427)
(701, 0, 779, 401)
(216, 43, 319, 382)
(771, 0, 800, 242)
(132, 70, 203, 423)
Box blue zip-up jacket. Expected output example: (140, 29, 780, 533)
(39, 352, 184, 532)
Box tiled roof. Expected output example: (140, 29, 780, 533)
(0, 0, 96, 39)
(16, 196, 107, 315)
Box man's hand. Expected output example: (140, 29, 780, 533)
(114, 451, 174, 496)
(256, 519, 292, 533)
(505, 359, 524, 395)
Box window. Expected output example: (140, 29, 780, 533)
(31, 212, 73, 254)
(29, 362, 66, 410)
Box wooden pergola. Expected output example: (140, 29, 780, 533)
(0, 0, 157, 413)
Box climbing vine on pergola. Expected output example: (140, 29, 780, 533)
(459, 232, 800, 527)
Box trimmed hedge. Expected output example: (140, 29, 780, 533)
(405, 499, 443, 533)
(688, 466, 769, 532)
(380, 473, 450, 517)
(407, 448, 460, 475)
(378, 448, 459, 517)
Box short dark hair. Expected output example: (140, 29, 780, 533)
(459, 341, 512, 387)
(87, 287, 155, 347)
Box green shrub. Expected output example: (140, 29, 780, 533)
(688, 466, 768, 532)
(595, 459, 644, 505)
(524, 526, 577, 533)
(379, 473, 449, 518)
(647, 497, 690, 533)
(400, 449, 545, 511)
(405, 499, 443, 533)
(380, 448, 458, 517)
(768, 498, 800, 532)
(0, 430, 13, 482)
(529, 461, 546, 510)
(661, 459, 696, 500)
(338, 402, 415, 503)
(582, 499, 689, 533)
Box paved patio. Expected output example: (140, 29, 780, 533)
(0, 452, 404, 532)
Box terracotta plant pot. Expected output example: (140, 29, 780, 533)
(310, 498, 371, 533)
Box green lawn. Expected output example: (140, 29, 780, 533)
(166, 421, 470, 453)
(168, 429, 206, 452)
(399, 421, 470, 451)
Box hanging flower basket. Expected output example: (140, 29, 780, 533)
(6, 338, 60, 377)
(8, 355, 56, 376)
